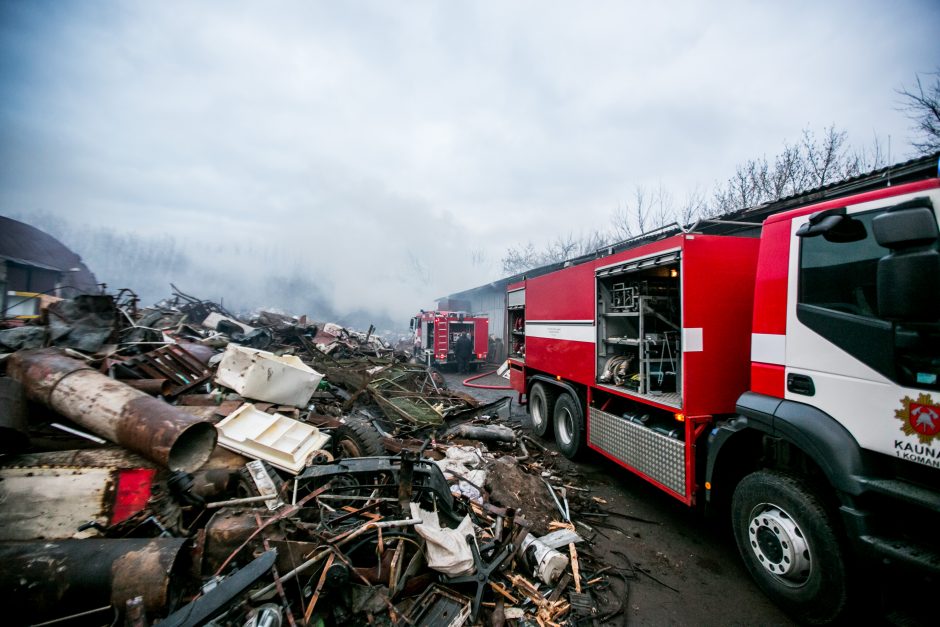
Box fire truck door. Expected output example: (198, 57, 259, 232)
(433, 319, 449, 357)
(473, 319, 487, 356)
(784, 191, 940, 468)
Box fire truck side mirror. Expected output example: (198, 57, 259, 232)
(873, 201, 940, 323)
(796, 207, 866, 243)
(410, 318, 415, 330)
(872, 199, 937, 248)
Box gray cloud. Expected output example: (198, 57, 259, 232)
(2, 0, 937, 324)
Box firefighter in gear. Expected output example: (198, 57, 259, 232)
(455, 332, 473, 373)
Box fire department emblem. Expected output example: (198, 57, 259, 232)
(895, 394, 940, 443)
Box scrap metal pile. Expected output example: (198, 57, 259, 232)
(0, 289, 632, 626)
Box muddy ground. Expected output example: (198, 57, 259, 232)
(445, 370, 796, 626)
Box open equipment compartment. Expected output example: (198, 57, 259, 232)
(507, 284, 526, 360)
(587, 234, 760, 502)
(596, 249, 682, 408)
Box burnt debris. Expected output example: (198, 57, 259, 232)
(0, 288, 626, 626)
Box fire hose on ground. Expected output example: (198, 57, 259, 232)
(462, 369, 513, 390)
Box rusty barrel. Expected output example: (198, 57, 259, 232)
(0, 538, 191, 622)
(8, 348, 217, 472)
(121, 378, 172, 396)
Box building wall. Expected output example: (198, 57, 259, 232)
(459, 287, 507, 362)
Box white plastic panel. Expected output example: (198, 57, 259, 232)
(216, 403, 331, 474)
(215, 344, 324, 407)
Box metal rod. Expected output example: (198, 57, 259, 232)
(542, 479, 568, 522)
(50, 422, 107, 444)
(30, 605, 113, 627)
(316, 495, 398, 502)
(206, 494, 277, 509)
(249, 549, 331, 601)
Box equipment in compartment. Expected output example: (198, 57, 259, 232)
(610, 280, 676, 313)
(508, 304, 526, 359)
(599, 354, 636, 385)
(597, 268, 681, 402)
(647, 331, 678, 395)
(622, 408, 683, 440)
(610, 283, 637, 312)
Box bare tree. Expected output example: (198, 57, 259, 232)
(897, 69, 940, 155)
(713, 158, 767, 214)
(802, 125, 861, 187)
(470, 248, 487, 268)
(770, 143, 808, 198)
(405, 251, 431, 285)
(610, 184, 675, 241)
(678, 186, 709, 224)
(501, 241, 542, 274)
(501, 229, 618, 274)
(858, 132, 889, 171)
(712, 125, 867, 214)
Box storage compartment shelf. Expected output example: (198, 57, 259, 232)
(604, 337, 640, 345)
(596, 384, 682, 410)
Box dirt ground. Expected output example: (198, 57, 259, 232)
(445, 369, 796, 626)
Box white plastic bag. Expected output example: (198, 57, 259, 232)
(410, 503, 475, 576)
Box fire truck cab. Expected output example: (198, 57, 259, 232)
(507, 178, 940, 623)
(410, 310, 488, 370)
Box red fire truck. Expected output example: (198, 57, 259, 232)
(411, 310, 489, 370)
(507, 178, 940, 623)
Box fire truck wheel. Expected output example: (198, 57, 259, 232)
(528, 383, 557, 438)
(553, 393, 585, 459)
(731, 470, 849, 625)
(335, 417, 386, 458)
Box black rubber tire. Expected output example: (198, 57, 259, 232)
(553, 393, 586, 459)
(334, 416, 386, 458)
(528, 382, 557, 438)
(731, 470, 849, 625)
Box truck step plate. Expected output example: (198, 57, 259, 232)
(589, 407, 686, 496)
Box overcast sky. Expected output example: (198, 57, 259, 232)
(1, 1, 937, 323)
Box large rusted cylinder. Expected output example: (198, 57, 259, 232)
(0, 378, 29, 453)
(0, 538, 191, 622)
(8, 349, 217, 472)
(122, 378, 172, 396)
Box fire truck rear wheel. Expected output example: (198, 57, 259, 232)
(529, 382, 557, 438)
(731, 470, 849, 625)
(553, 393, 585, 459)
(335, 417, 386, 458)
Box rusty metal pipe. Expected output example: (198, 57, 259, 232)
(8, 349, 217, 472)
(0, 538, 190, 623)
(0, 378, 30, 453)
(122, 378, 172, 396)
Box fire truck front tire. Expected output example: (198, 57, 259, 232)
(731, 470, 849, 625)
(553, 393, 586, 459)
(528, 383, 557, 438)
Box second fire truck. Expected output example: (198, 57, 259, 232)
(411, 310, 488, 370)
